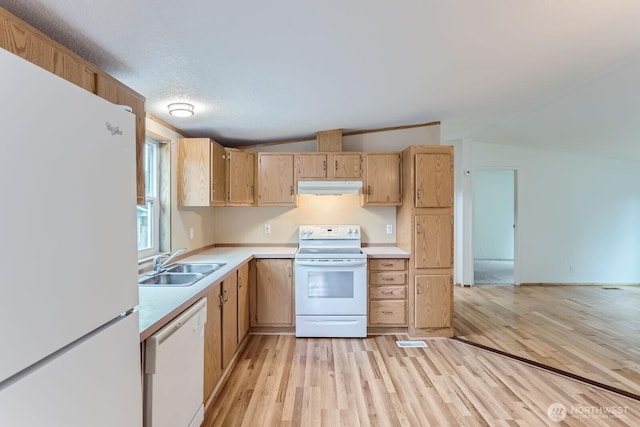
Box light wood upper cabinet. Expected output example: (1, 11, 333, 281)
(177, 138, 225, 207)
(414, 213, 453, 269)
(297, 153, 362, 180)
(415, 153, 453, 208)
(210, 141, 226, 206)
(415, 274, 452, 328)
(297, 153, 328, 179)
(226, 149, 256, 206)
(252, 259, 293, 326)
(237, 262, 250, 344)
(363, 153, 401, 206)
(257, 153, 295, 206)
(332, 153, 362, 179)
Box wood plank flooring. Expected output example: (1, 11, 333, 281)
(204, 334, 639, 426)
(454, 285, 640, 396)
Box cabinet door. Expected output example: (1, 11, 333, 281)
(415, 275, 452, 328)
(363, 153, 401, 205)
(221, 273, 238, 368)
(415, 153, 453, 208)
(254, 259, 293, 326)
(331, 153, 362, 179)
(415, 213, 452, 269)
(177, 138, 211, 207)
(297, 154, 327, 179)
(227, 150, 255, 205)
(210, 140, 226, 206)
(237, 263, 250, 344)
(258, 153, 295, 206)
(203, 284, 222, 403)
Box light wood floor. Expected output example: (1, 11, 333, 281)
(204, 334, 639, 426)
(454, 284, 640, 397)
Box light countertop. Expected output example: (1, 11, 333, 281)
(362, 246, 410, 258)
(137, 245, 408, 341)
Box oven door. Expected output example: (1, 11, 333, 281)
(294, 258, 367, 315)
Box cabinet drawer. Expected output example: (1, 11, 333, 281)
(369, 285, 406, 299)
(369, 301, 406, 325)
(369, 259, 405, 271)
(369, 272, 406, 285)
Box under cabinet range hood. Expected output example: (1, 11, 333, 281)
(297, 180, 363, 195)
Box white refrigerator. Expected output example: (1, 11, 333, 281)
(0, 48, 143, 426)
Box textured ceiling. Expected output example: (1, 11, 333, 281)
(2, 0, 640, 157)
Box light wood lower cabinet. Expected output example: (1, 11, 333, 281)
(251, 259, 294, 327)
(203, 283, 222, 403)
(368, 259, 407, 327)
(221, 272, 238, 368)
(203, 261, 250, 405)
(237, 262, 250, 343)
(415, 274, 452, 329)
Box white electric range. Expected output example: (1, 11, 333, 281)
(294, 225, 367, 337)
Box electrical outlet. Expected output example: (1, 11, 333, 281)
(386, 224, 393, 234)
(264, 224, 271, 234)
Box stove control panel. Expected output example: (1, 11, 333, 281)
(299, 225, 360, 240)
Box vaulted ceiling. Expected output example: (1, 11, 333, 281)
(3, 1, 640, 159)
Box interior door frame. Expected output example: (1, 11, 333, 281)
(470, 167, 518, 285)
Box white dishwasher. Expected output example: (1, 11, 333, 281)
(144, 298, 207, 427)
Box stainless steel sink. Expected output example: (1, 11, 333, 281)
(138, 262, 226, 287)
(139, 272, 203, 286)
(164, 262, 226, 275)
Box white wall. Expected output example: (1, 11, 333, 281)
(221, 124, 441, 244)
(473, 170, 514, 260)
(214, 195, 396, 244)
(467, 141, 640, 284)
(146, 119, 217, 252)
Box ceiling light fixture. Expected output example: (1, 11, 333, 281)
(168, 102, 194, 117)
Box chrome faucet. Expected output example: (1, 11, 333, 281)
(152, 248, 188, 272)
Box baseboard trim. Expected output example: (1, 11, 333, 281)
(519, 282, 640, 286)
(451, 337, 640, 402)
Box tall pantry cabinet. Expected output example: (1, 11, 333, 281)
(396, 145, 454, 337)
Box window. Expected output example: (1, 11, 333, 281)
(137, 138, 160, 258)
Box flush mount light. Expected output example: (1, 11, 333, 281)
(168, 102, 194, 117)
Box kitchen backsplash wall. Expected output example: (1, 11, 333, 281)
(214, 195, 396, 244)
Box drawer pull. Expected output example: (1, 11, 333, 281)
(381, 263, 394, 267)
(382, 277, 394, 281)
(381, 290, 394, 295)
(382, 311, 395, 315)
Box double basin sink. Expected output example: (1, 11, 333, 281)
(139, 262, 226, 287)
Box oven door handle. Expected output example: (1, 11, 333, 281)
(295, 259, 367, 267)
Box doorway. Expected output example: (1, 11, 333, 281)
(473, 169, 516, 285)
